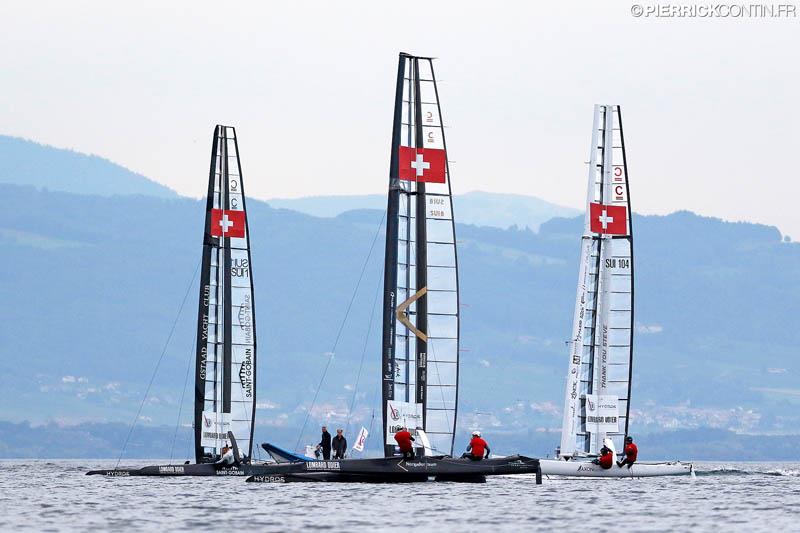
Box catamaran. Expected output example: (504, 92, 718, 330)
(538, 105, 691, 477)
(249, 53, 541, 483)
(88, 125, 259, 476)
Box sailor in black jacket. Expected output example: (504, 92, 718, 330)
(318, 426, 332, 460)
(332, 429, 347, 460)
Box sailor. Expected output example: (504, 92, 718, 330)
(317, 426, 332, 460)
(617, 436, 638, 468)
(462, 430, 490, 461)
(215, 444, 236, 467)
(394, 427, 415, 459)
(332, 428, 347, 460)
(593, 444, 614, 469)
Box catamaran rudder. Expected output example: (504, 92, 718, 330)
(87, 125, 259, 477)
(542, 105, 690, 478)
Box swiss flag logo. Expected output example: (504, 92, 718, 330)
(210, 209, 246, 238)
(589, 202, 627, 235)
(398, 146, 446, 184)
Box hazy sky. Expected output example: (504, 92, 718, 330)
(3, 1, 799, 237)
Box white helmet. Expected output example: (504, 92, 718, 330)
(472, 430, 481, 437)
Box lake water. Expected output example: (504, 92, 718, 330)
(2, 460, 798, 531)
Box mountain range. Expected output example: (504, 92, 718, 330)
(0, 135, 798, 459)
(0, 135, 176, 198)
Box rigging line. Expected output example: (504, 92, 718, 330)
(294, 209, 388, 452)
(344, 249, 384, 439)
(170, 335, 196, 463)
(115, 258, 202, 469)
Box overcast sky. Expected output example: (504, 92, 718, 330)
(2, 1, 799, 237)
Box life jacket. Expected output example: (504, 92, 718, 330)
(469, 437, 488, 458)
(394, 430, 413, 452)
(624, 442, 638, 462)
(598, 449, 614, 469)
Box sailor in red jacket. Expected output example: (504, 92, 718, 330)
(394, 427, 415, 459)
(462, 430, 490, 461)
(596, 445, 614, 469)
(617, 436, 638, 468)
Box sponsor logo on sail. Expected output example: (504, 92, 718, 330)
(238, 294, 253, 343)
(239, 349, 253, 398)
(389, 403, 400, 421)
(232, 257, 249, 278)
(600, 325, 609, 389)
(199, 345, 207, 380)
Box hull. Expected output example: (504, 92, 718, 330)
(261, 442, 312, 463)
(246, 455, 541, 483)
(540, 459, 692, 478)
(86, 464, 247, 477)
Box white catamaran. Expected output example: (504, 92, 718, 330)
(539, 105, 691, 477)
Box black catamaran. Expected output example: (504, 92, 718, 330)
(248, 54, 540, 483)
(88, 125, 258, 477)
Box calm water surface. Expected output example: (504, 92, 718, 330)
(1, 460, 798, 531)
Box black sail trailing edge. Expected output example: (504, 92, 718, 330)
(194, 125, 257, 463)
(381, 53, 460, 457)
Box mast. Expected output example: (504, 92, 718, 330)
(559, 105, 634, 457)
(381, 54, 406, 457)
(194, 125, 257, 463)
(412, 58, 429, 433)
(381, 53, 460, 457)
